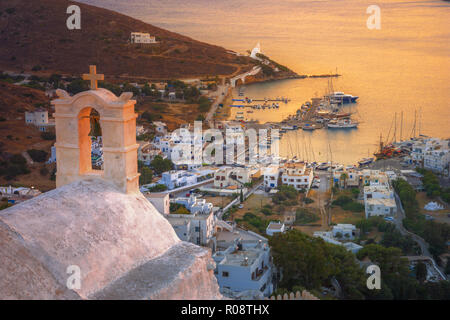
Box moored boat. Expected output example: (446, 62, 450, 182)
(327, 119, 358, 129)
(358, 157, 374, 166)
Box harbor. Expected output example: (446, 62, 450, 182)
(222, 73, 442, 167)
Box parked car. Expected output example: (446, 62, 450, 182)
(238, 204, 244, 209)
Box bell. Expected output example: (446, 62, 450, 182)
(88, 110, 102, 137)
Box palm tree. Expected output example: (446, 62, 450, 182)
(340, 173, 349, 189)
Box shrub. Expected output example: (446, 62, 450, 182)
(295, 208, 320, 224)
(272, 185, 298, 205)
(41, 131, 56, 140)
(27, 149, 48, 162)
(342, 201, 364, 212)
(170, 203, 190, 215)
(40, 167, 49, 176)
(10, 154, 27, 166)
(148, 184, 168, 192)
(351, 188, 360, 198)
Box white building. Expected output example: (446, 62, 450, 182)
(281, 163, 314, 191)
(165, 200, 216, 248)
(136, 125, 147, 136)
(266, 221, 285, 236)
(159, 168, 213, 190)
(424, 149, 450, 174)
(249, 42, 262, 60)
(263, 165, 279, 190)
(333, 169, 360, 188)
(332, 224, 357, 240)
(25, 109, 55, 132)
(25, 109, 48, 125)
(364, 185, 397, 218)
(0, 186, 41, 198)
(159, 170, 197, 190)
(152, 121, 167, 135)
(313, 231, 363, 254)
(214, 167, 252, 189)
(360, 169, 389, 187)
(342, 242, 363, 254)
(138, 141, 164, 166)
(213, 239, 273, 297)
(411, 138, 450, 172)
(145, 192, 170, 215)
(46, 145, 56, 164)
(130, 32, 157, 44)
(172, 194, 213, 215)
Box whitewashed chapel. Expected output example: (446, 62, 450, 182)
(0, 66, 221, 300)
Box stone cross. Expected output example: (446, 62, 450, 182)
(82, 65, 104, 90)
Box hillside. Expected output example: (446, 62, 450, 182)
(0, 0, 256, 80)
(0, 82, 55, 191)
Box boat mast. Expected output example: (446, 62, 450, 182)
(393, 112, 397, 143)
(400, 111, 403, 142)
(418, 107, 422, 136)
(379, 133, 384, 151)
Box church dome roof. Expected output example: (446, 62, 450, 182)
(0, 178, 180, 299)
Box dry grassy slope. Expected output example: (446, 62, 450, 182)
(0, 82, 55, 191)
(0, 0, 255, 80)
(0, 82, 53, 156)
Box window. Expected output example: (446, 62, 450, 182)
(222, 271, 229, 277)
(195, 227, 200, 232)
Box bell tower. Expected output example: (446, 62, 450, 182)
(51, 66, 140, 194)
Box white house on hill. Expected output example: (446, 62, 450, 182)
(130, 32, 157, 44)
(25, 109, 55, 132)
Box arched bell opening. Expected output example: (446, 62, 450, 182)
(78, 107, 104, 174)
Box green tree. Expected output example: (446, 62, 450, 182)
(139, 166, 153, 185)
(150, 156, 174, 175)
(340, 172, 348, 189)
(269, 230, 367, 298)
(415, 262, 427, 283)
(67, 79, 89, 94)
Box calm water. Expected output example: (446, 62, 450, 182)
(80, 0, 450, 164)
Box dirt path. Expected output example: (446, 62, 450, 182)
(21, 151, 34, 165)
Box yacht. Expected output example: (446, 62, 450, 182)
(358, 158, 374, 166)
(327, 119, 358, 129)
(328, 92, 358, 103)
(317, 162, 331, 170)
